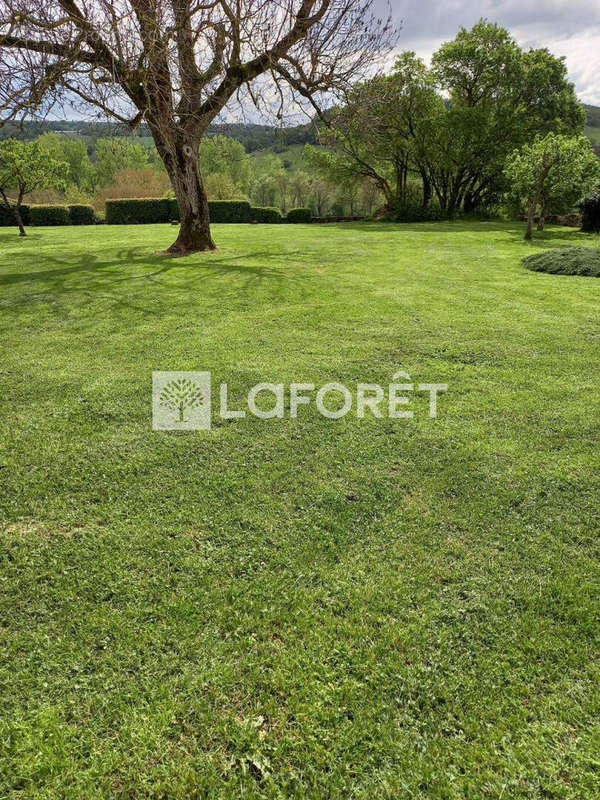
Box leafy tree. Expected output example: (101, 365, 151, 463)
(199, 136, 253, 194)
(312, 21, 585, 218)
(93, 139, 150, 188)
(307, 176, 334, 217)
(0, 139, 67, 234)
(204, 173, 245, 201)
(37, 132, 93, 192)
(504, 134, 600, 239)
(359, 178, 382, 216)
(290, 171, 311, 208)
(429, 21, 585, 214)
(251, 174, 278, 208)
(307, 52, 441, 212)
(273, 170, 291, 214)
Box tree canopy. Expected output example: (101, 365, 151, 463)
(504, 134, 600, 239)
(0, 138, 67, 233)
(312, 20, 586, 219)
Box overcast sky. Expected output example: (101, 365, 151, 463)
(378, 0, 600, 105)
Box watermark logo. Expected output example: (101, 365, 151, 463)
(152, 370, 447, 431)
(152, 372, 211, 430)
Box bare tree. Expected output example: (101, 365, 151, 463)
(0, 0, 395, 254)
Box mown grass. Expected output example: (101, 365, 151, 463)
(1, 221, 599, 799)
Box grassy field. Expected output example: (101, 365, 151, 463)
(1, 221, 599, 799)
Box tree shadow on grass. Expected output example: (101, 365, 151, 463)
(335, 220, 595, 246)
(505, 227, 597, 250)
(0, 246, 311, 317)
(328, 220, 509, 235)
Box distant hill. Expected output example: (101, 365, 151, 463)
(1, 105, 598, 153)
(584, 104, 600, 149)
(0, 118, 319, 152)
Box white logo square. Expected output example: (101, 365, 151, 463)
(152, 371, 211, 430)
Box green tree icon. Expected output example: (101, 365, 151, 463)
(159, 378, 205, 423)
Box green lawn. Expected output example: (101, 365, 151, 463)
(1, 221, 599, 799)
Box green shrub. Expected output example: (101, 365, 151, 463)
(579, 193, 600, 233)
(523, 247, 600, 277)
(105, 198, 170, 224)
(121, 198, 252, 224)
(287, 207, 312, 224)
(29, 205, 71, 226)
(68, 204, 96, 225)
(0, 203, 30, 226)
(209, 201, 252, 223)
(251, 206, 282, 224)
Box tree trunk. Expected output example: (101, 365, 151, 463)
(421, 173, 432, 209)
(12, 205, 26, 236)
(0, 191, 26, 236)
(167, 144, 215, 255)
(537, 203, 548, 231)
(525, 202, 535, 240)
(150, 124, 216, 256)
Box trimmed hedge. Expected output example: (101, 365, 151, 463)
(106, 198, 170, 225)
(0, 203, 30, 226)
(251, 206, 282, 224)
(210, 201, 252, 223)
(107, 198, 254, 224)
(168, 198, 179, 222)
(30, 205, 71, 226)
(104, 198, 294, 225)
(580, 193, 600, 233)
(167, 199, 253, 223)
(287, 207, 312, 224)
(68, 204, 96, 225)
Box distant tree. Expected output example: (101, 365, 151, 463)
(93, 139, 150, 188)
(0, 0, 395, 254)
(504, 134, 600, 239)
(308, 176, 334, 217)
(251, 174, 278, 208)
(273, 170, 291, 213)
(199, 136, 253, 193)
(290, 171, 311, 208)
(37, 132, 93, 191)
(334, 177, 361, 216)
(0, 138, 67, 234)
(204, 173, 245, 201)
(359, 178, 382, 216)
